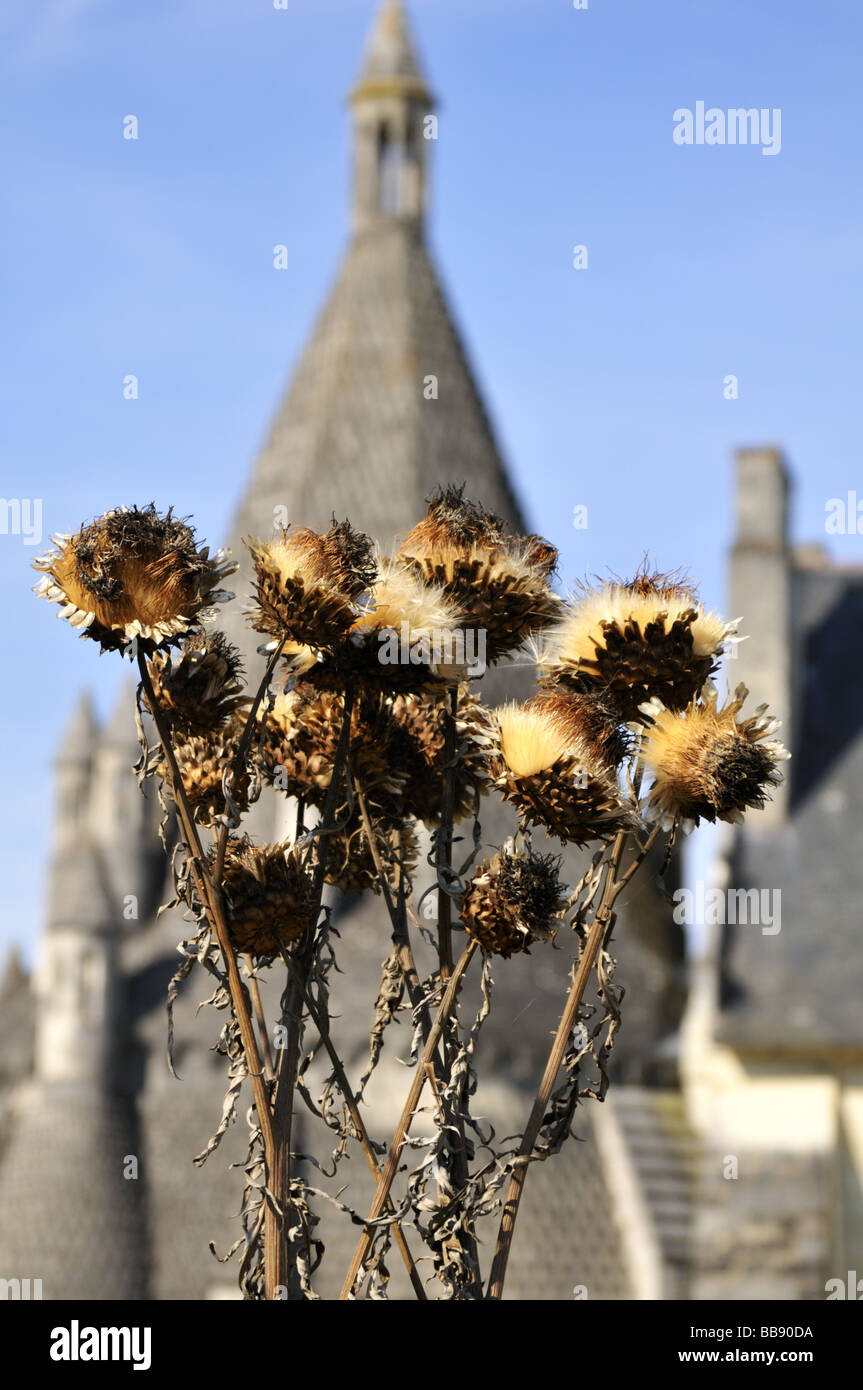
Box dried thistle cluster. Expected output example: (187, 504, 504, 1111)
(33, 493, 788, 961)
(33, 489, 790, 1302)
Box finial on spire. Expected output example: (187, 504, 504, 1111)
(350, 1, 435, 234)
(352, 0, 432, 105)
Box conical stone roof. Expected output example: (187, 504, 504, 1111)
(225, 221, 523, 639)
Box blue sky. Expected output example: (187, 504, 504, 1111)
(2, 0, 862, 962)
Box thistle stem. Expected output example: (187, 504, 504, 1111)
(339, 938, 479, 1300)
(434, 683, 480, 1295)
(137, 654, 278, 1290)
(244, 956, 274, 1082)
(270, 684, 355, 1296)
(485, 825, 660, 1300)
(355, 783, 438, 1054)
(282, 955, 427, 1300)
(436, 685, 458, 979)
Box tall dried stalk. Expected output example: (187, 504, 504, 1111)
(136, 654, 281, 1286)
(486, 824, 661, 1300)
(340, 938, 479, 1299)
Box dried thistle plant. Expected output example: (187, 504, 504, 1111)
(33, 493, 788, 1302)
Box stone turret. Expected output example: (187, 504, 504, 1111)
(34, 843, 119, 1086)
(0, 695, 148, 1299)
(90, 684, 158, 915)
(350, 0, 434, 234)
(53, 692, 96, 851)
(33, 695, 122, 1086)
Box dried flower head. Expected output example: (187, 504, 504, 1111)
(460, 845, 566, 957)
(384, 687, 488, 826)
(300, 560, 467, 693)
(482, 701, 635, 846)
(523, 686, 630, 774)
(641, 682, 790, 832)
(256, 683, 404, 809)
(210, 837, 314, 957)
(246, 519, 375, 649)
(398, 485, 509, 558)
(323, 813, 419, 896)
(168, 712, 249, 826)
(538, 566, 740, 718)
(397, 486, 562, 662)
(146, 632, 249, 735)
(32, 505, 236, 652)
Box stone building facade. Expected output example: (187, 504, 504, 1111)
(682, 448, 863, 1300)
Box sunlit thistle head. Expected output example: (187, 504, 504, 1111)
(538, 565, 740, 718)
(147, 631, 249, 735)
(641, 681, 790, 832)
(396, 486, 563, 662)
(484, 701, 635, 847)
(32, 505, 236, 653)
(209, 837, 315, 959)
(246, 519, 375, 650)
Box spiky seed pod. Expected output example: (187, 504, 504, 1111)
(523, 686, 630, 774)
(245, 519, 375, 649)
(398, 485, 510, 557)
(521, 534, 559, 578)
(256, 683, 404, 809)
(168, 713, 249, 826)
(482, 702, 635, 846)
(538, 566, 740, 719)
(460, 845, 567, 958)
(323, 813, 419, 896)
(301, 560, 467, 694)
(209, 837, 314, 957)
(641, 682, 790, 832)
(146, 632, 249, 735)
(318, 518, 378, 598)
(384, 686, 489, 826)
(397, 487, 563, 663)
(32, 505, 237, 653)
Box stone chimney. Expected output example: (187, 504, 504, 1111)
(729, 447, 792, 821)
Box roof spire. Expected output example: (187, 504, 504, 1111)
(350, 1, 435, 234)
(57, 690, 97, 763)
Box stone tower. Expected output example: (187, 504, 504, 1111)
(225, 0, 522, 585)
